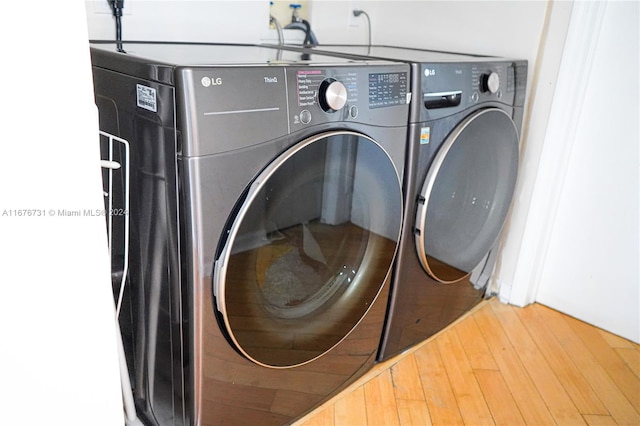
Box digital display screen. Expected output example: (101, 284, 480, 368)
(369, 72, 408, 109)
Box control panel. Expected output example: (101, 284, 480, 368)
(419, 61, 526, 121)
(289, 66, 409, 131)
(178, 64, 410, 156)
(470, 65, 511, 102)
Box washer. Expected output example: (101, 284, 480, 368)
(281, 45, 528, 361)
(90, 42, 410, 425)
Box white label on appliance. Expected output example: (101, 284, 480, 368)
(136, 84, 157, 112)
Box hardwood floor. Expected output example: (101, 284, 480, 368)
(294, 298, 640, 425)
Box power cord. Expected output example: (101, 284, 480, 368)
(353, 9, 371, 49)
(108, 0, 125, 52)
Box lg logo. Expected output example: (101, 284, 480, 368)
(424, 68, 436, 77)
(201, 76, 223, 87)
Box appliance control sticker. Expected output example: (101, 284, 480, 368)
(369, 72, 408, 109)
(136, 84, 157, 112)
(297, 70, 323, 107)
(420, 127, 431, 144)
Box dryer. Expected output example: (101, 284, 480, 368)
(90, 42, 410, 425)
(282, 45, 528, 361)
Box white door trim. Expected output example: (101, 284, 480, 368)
(504, 0, 608, 306)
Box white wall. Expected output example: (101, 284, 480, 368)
(532, 1, 639, 343)
(310, 1, 547, 58)
(1, 2, 123, 425)
(85, 0, 269, 42)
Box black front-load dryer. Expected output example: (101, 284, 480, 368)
(280, 45, 528, 361)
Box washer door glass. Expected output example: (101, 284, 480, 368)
(415, 108, 519, 283)
(214, 131, 402, 368)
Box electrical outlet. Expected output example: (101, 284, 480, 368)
(93, 0, 132, 15)
(348, 1, 360, 27)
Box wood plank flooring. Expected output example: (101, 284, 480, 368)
(293, 298, 640, 425)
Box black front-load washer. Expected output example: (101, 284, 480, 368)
(90, 41, 411, 425)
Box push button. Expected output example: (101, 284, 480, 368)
(300, 109, 312, 124)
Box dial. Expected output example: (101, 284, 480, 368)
(318, 78, 348, 113)
(481, 72, 500, 94)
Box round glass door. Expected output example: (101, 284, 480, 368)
(415, 108, 519, 283)
(214, 131, 403, 368)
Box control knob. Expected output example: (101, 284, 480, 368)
(481, 72, 500, 94)
(318, 78, 347, 113)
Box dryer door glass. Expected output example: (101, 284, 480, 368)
(214, 131, 402, 368)
(415, 108, 519, 283)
